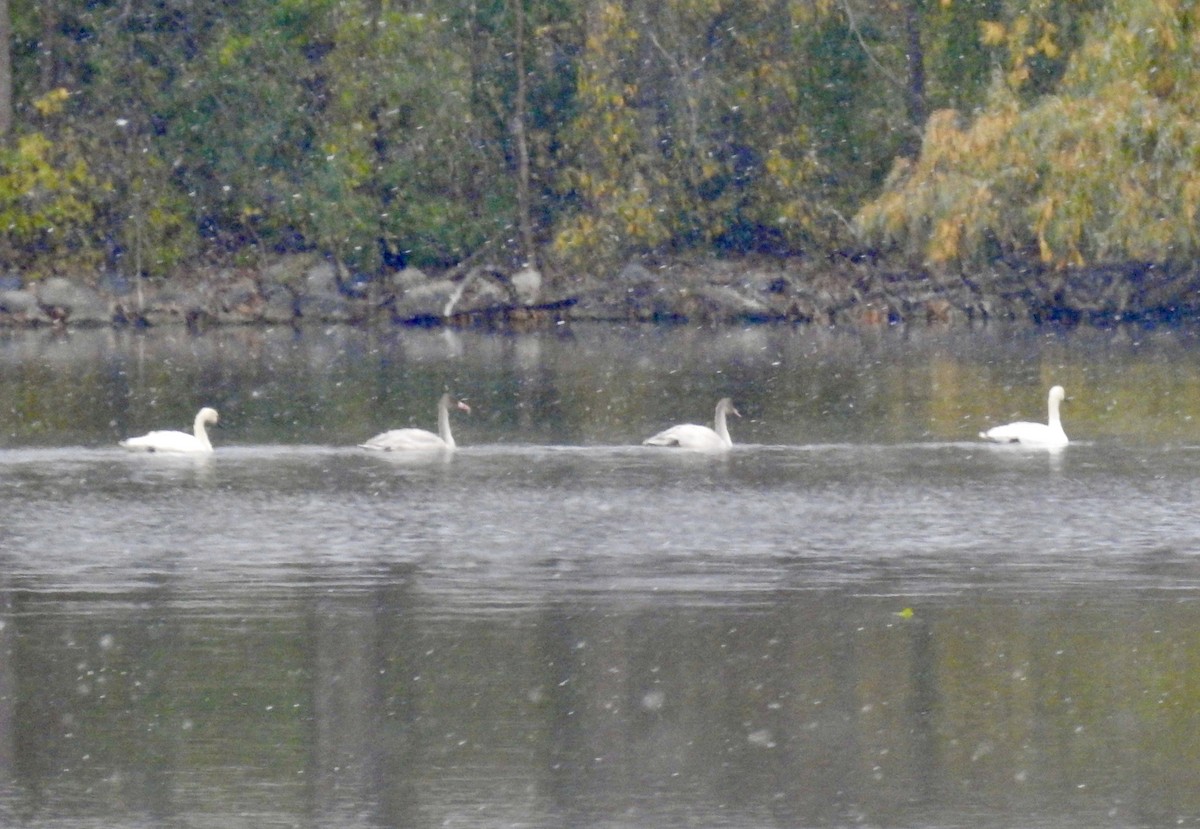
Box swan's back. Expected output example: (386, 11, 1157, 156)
(120, 429, 212, 453)
(979, 421, 1066, 446)
(360, 393, 468, 452)
(643, 423, 728, 451)
(120, 407, 218, 453)
(644, 397, 738, 452)
(359, 428, 448, 451)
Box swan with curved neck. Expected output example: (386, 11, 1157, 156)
(979, 385, 1068, 447)
(644, 397, 740, 451)
(120, 407, 220, 453)
(360, 393, 470, 451)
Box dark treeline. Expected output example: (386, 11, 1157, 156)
(0, 0, 1192, 284)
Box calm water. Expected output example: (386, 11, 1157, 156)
(2, 322, 1200, 828)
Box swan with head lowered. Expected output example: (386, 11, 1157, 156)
(979, 385, 1068, 447)
(644, 397, 740, 451)
(120, 407, 220, 453)
(359, 392, 470, 451)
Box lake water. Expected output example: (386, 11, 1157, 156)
(3, 322, 1200, 828)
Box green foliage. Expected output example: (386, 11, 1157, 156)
(161, 3, 328, 266)
(312, 5, 495, 270)
(552, 0, 841, 270)
(0, 89, 100, 276)
(922, 0, 1006, 112)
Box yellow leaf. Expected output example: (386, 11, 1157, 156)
(980, 21, 1007, 47)
(929, 217, 962, 262)
(33, 88, 70, 117)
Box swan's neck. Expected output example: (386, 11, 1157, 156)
(438, 401, 456, 448)
(192, 414, 213, 450)
(1047, 396, 1062, 430)
(714, 407, 731, 446)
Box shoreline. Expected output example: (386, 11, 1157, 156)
(2, 254, 1197, 331)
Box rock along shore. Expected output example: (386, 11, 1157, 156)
(1, 254, 1196, 330)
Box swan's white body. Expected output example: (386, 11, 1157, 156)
(980, 385, 1068, 447)
(360, 393, 470, 451)
(644, 397, 739, 451)
(120, 407, 219, 453)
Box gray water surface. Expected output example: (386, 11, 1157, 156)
(2, 324, 1200, 828)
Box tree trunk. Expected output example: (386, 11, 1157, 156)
(510, 0, 536, 268)
(0, 0, 12, 137)
(38, 1, 56, 93)
(904, 0, 926, 132)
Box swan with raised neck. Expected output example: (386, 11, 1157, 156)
(359, 392, 471, 451)
(979, 385, 1068, 447)
(119, 407, 220, 453)
(644, 397, 740, 451)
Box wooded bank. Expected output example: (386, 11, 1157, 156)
(0, 0, 1196, 319)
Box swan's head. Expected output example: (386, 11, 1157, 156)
(1049, 385, 1065, 404)
(439, 392, 471, 414)
(717, 397, 741, 418)
(198, 407, 219, 425)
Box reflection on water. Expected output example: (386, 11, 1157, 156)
(2, 324, 1200, 828)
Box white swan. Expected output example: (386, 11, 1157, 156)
(644, 397, 740, 451)
(979, 385, 1068, 447)
(120, 407, 220, 453)
(360, 392, 470, 451)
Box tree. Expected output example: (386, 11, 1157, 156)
(552, 0, 840, 271)
(315, 3, 495, 272)
(0, 91, 99, 275)
(457, 0, 581, 270)
(0, 0, 11, 137)
(855, 0, 1198, 270)
(510, 0, 536, 267)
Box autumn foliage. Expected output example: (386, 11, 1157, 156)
(0, 0, 1190, 281)
(856, 0, 1200, 271)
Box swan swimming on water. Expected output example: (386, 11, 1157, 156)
(643, 397, 740, 451)
(120, 407, 220, 453)
(359, 392, 471, 451)
(979, 385, 1068, 447)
